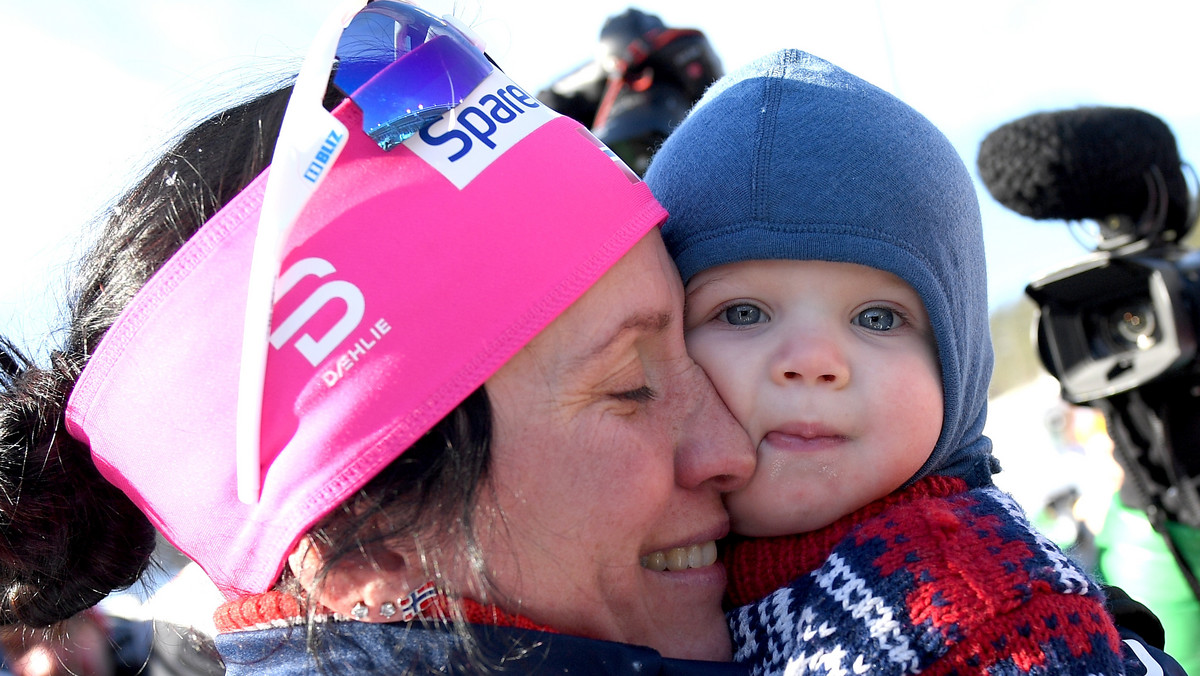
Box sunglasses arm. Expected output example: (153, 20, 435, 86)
(235, 0, 366, 505)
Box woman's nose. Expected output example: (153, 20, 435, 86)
(674, 362, 755, 493)
(772, 332, 850, 387)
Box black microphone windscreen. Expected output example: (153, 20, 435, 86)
(977, 107, 1187, 230)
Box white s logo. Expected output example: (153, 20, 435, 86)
(269, 257, 365, 366)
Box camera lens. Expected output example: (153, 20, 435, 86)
(1108, 302, 1157, 350)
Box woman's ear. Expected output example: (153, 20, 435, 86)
(287, 536, 421, 623)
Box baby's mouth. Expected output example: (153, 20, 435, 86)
(640, 541, 718, 571)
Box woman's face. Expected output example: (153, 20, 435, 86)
(478, 230, 755, 661)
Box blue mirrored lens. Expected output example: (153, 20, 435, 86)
(333, 1, 493, 150)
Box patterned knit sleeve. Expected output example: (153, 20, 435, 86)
(728, 487, 1126, 675)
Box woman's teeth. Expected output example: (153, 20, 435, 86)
(640, 541, 718, 571)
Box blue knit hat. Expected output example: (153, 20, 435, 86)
(646, 49, 996, 487)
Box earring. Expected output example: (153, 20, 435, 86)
(398, 581, 439, 621)
(351, 602, 370, 620)
(379, 602, 397, 619)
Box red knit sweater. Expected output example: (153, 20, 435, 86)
(723, 477, 1124, 674)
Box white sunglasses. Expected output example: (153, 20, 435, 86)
(235, 0, 491, 503)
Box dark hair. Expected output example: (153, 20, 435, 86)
(297, 387, 496, 674)
(0, 77, 496, 649)
(308, 386, 493, 583)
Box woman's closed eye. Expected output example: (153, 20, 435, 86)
(612, 385, 657, 403)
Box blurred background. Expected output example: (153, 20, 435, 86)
(5, 1, 1200, 344)
(2, 0, 1198, 668)
(8, 0, 1189, 544)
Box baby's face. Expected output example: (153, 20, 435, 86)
(684, 259, 943, 537)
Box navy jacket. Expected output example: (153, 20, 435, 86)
(214, 621, 750, 674)
(211, 619, 1186, 674)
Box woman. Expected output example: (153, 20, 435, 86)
(0, 2, 754, 673)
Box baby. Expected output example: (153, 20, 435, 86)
(645, 49, 1128, 674)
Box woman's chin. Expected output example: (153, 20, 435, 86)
(632, 559, 732, 661)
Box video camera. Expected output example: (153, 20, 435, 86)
(979, 108, 1199, 404)
(978, 106, 1200, 593)
(537, 8, 722, 175)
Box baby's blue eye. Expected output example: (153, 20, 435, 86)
(722, 304, 763, 326)
(855, 307, 897, 331)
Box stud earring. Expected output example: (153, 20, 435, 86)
(351, 602, 370, 620)
(398, 581, 440, 621)
(379, 602, 397, 619)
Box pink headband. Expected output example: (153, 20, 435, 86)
(65, 69, 666, 597)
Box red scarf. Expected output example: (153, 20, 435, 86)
(722, 475, 967, 607)
(214, 590, 555, 634)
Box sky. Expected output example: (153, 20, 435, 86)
(3, 0, 1200, 359)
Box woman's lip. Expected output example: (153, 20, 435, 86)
(641, 521, 729, 561)
(640, 541, 719, 572)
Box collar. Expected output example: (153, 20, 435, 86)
(722, 475, 967, 608)
(213, 589, 555, 634)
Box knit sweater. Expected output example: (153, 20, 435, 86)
(724, 477, 1125, 675)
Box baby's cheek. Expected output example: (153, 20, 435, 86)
(685, 335, 737, 395)
(724, 462, 815, 538)
(724, 487, 763, 536)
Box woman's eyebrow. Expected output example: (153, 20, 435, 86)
(576, 312, 672, 365)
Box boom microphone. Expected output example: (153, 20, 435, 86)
(977, 106, 1190, 242)
(986, 104, 1200, 617)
